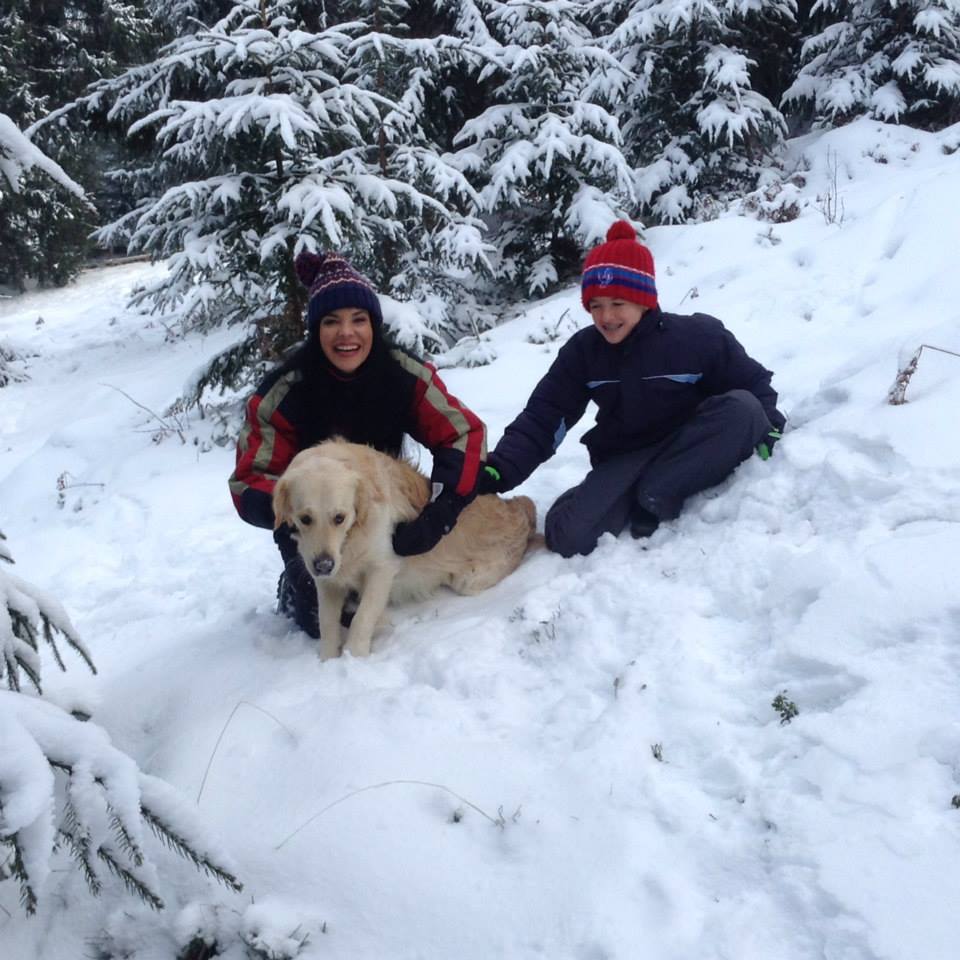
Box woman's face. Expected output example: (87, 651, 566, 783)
(318, 307, 374, 373)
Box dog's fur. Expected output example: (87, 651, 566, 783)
(273, 438, 537, 659)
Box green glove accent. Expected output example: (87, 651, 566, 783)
(483, 464, 501, 482)
(756, 429, 783, 461)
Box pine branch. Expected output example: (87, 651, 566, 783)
(3, 649, 23, 693)
(96, 844, 164, 911)
(141, 805, 243, 893)
(1, 835, 38, 916)
(55, 617, 97, 676)
(4, 617, 43, 694)
(39, 614, 67, 673)
(106, 805, 145, 868)
(57, 824, 103, 897)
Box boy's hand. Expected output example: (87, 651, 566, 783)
(475, 464, 503, 495)
(756, 429, 783, 460)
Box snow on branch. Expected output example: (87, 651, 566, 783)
(0, 114, 85, 199)
(0, 692, 243, 916)
(1, 566, 96, 695)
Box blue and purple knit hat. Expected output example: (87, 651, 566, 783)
(581, 220, 657, 312)
(294, 250, 383, 336)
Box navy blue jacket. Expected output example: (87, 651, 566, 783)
(488, 307, 785, 491)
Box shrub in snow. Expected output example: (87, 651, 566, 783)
(432, 333, 498, 369)
(0, 343, 29, 387)
(772, 690, 799, 724)
(0, 533, 242, 916)
(783, 0, 960, 130)
(599, 0, 794, 223)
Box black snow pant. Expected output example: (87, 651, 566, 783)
(544, 389, 773, 558)
(274, 526, 320, 638)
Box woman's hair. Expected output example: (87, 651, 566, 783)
(279, 321, 418, 457)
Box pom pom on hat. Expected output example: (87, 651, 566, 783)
(581, 219, 657, 312)
(294, 250, 328, 288)
(294, 247, 383, 335)
(604, 220, 638, 242)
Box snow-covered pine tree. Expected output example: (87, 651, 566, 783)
(0, 531, 242, 916)
(448, 0, 637, 297)
(81, 0, 488, 395)
(0, 110, 90, 291)
(0, 1, 155, 289)
(596, 0, 794, 223)
(782, 0, 960, 129)
(334, 0, 491, 333)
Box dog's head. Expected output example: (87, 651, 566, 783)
(273, 451, 369, 580)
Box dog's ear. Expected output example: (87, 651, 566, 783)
(272, 475, 292, 529)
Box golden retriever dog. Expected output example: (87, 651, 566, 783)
(272, 438, 537, 660)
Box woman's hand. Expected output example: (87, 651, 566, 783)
(392, 491, 470, 557)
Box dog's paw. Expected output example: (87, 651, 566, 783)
(318, 639, 341, 661)
(343, 635, 372, 658)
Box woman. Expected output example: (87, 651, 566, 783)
(229, 249, 485, 637)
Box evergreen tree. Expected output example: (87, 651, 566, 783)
(0, 531, 242, 916)
(81, 0, 488, 395)
(334, 0, 492, 322)
(783, 0, 960, 129)
(448, 0, 637, 297)
(0, 1, 155, 289)
(595, 0, 795, 223)
(0, 110, 90, 291)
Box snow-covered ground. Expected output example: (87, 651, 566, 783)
(2, 119, 960, 959)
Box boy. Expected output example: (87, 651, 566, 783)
(477, 220, 785, 557)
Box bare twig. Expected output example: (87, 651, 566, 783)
(196, 701, 297, 805)
(274, 780, 509, 850)
(99, 383, 186, 442)
(888, 343, 960, 404)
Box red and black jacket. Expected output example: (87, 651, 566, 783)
(229, 343, 486, 529)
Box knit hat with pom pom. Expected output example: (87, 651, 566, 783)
(581, 220, 657, 312)
(294, 250, 383, 336)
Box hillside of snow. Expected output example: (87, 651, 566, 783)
(2, 118, 959, 960)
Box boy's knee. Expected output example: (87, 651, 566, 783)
(544, 507, 596, 558)
(701, 389, 769, 436)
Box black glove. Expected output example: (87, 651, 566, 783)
(756, 428, 783, 461)
(475, 463, 503, 496)
(392, 491, 470, 557)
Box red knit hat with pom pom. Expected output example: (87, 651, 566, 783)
(581, 220, 657, 312)
(294, 249, 382, 336)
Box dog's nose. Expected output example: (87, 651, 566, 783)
(312, 554, 335, 577)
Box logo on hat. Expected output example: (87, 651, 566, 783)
(599, 267, 614, 287)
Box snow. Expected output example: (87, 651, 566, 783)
(0, 113, 85, 198)
(2, 119, 960, 958)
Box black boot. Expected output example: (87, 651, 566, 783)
(274, 526, 320, 638)
(629, 505, 660, 539)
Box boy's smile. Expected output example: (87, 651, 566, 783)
(588, 297, 648, 344)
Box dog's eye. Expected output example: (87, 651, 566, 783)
(333, 513, 346, 526)
(299, 514, 312, 527)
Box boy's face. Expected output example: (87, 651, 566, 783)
(588, 297, 647, 345)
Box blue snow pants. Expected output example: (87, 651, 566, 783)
(544, 389, 773, 558)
